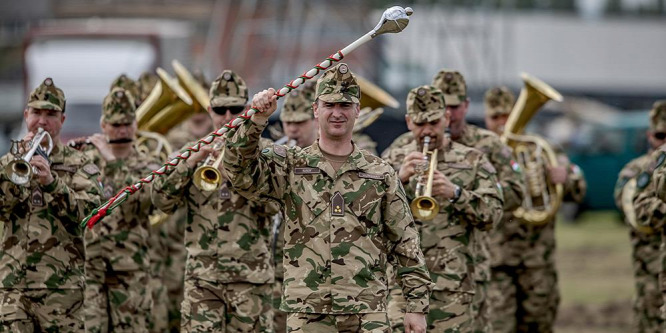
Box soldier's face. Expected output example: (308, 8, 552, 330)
(24, 107, 65, 141)
(406, 111, 450, 150)
(446, 99, 469, 139)
(313, 101, 359, 141)
(648, 130, 666, 150)
(101, 120, 137, 143)
(282, 118, 318, 148)
(208, 105, 246, 129)
(188, 113, 213, 138)
(485, 113, 509, 135)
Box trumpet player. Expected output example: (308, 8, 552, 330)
(0, 78, 102, 332)
(383, 85, 503, 332)
(483, 86, 586, 333)
(615, 101, 666, 332)
(79, 87, 160, 333)
(151, 70, 277, 333)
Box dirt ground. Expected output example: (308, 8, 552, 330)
(554, 211, 634, 333)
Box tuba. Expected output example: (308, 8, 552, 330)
(6, 128, 53, 186)
(410, 136, 440, 221)
(501, 73, 563, 225)
(136, 68, 194, 134)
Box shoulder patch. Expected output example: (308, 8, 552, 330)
(52, 164, 77, 174)
(82, 163, 100, 176)
(358, 172, 385, 180)
(657, 152, 666, 168)
(636, 171, 651, 189)
(274, 144, 287, 158)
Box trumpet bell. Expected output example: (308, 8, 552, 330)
(193, 166, 223, 192)
(5, 160, 32, 186)
(410, 196, 440, 221)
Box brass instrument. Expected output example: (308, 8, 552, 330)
(353, 107, 384, 134)
(356, 75, 399, 109)
(136, 131, 173, 162)
(136, 68, 194, 134)
(193, 138, 226, 191)
(410, 136, 440, 221)
(501, 73, 564, 225)
(6, 128, 53, 186)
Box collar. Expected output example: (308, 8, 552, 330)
(307, 140, 371, 179)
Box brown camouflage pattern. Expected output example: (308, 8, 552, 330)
(209, 70, 248, 108)
(405, 85, 446, 124)
(650, 100, 666, 132)
(101, 88, 136, 124)
(484, 86, 515, 117)
(110, 74, 140, 107)
(432, 69, 467, 106)
(222, 117, 433, 314)
(280, 80, 316, 122)
(26, 77, 66, 112)
(315, 63, 361, 104)
(137, 71, 158, 105)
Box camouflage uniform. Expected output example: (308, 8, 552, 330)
(615, 153, 663, 332)
(477, 86, 586, 333)
(111, 74, 141, 107)
(383, 86, 503, 332)
(223, 64, 433, 332)
(0, 78, 102, 332)
(152, 70, 276, 333)
(432, 73, 526, 332)
(632, 101, 666, 332)
(82, 88, 156, 333)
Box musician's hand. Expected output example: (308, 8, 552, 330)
(31, 155, 54, 186)
(399, 152, 427, 184)
(88, 134, 115, 162)
(548, 166, 567, 184)
(251, 88, 278, 124)
(185, 145, 215, 169)
(17, 132, 37, 154)
(431, 170, 457, 199)
(403, 312, 427, 333)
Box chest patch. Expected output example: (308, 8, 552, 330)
(294, 167, 321, 175)
(331, 191, 345, 217)
(358, 172, 384, 180)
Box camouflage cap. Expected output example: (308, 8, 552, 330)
(484, 86, 515, 117)
(110, 74, 140, 106)
(137, 71, 158, 104)
(432, 69, 467, 106)
(209, 70, 248, 108)
(280, 80, 316, 122)
(650, 100, 666, 132)
(406, 85, 446, 124)
(315, 63, 361, 104)
(27, 77, 66, 112)
(102, 87, 136, 124)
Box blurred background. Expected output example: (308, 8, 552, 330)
(0, 1, 665, 331)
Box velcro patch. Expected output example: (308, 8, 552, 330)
(274, 144, 287, 158)
(82, 163, 100, 176)
(52, 164, 77, 174)
(358, 172, 384, 180)
(331, 192, 345, 217)
(294, 167, 321, 175)
(32, 187, 44, 207)
(636, 172, 651, 189)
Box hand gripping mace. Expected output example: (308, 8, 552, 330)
(81, 6, 414, 228)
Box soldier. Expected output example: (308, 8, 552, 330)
(111, 74, 142, 107)
(0, 78, 102, 332)
(624, 101, 666, 332)
(152, 70, 276, 333)
(483, 86, 587, 333)
(383, 85, 503, 332)
(279, 81, 318, 148)
(81, 87, 157, 333)
(222, 63, 433, 333)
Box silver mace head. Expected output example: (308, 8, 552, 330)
(371, 6, 413, 38)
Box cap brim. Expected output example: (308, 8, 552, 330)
(443, 94, 463, 106)
(408, 110, 445, 124)
(280, 111, 313, 122)
(485, 107, 511, 117)
(318, 93, 360, 104)
(27, 101, 63, 112)
(210, 96, 247, 108)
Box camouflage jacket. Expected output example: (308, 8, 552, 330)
(615, 153, 662, 276)
(151, 140, 276, 285)
(0, 143, 102, 289)
(383, 140, 503, 293)
(223, 118, 433, 314)
(490, 134, 587, 268)
(634, 146, 666, 231)
(83, 146, 158, 273)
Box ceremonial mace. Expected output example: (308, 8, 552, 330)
(81, 6, 413, 228)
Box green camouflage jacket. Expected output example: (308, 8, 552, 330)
(151, 140, 276, 284)
(383, 140, 503, 293)
(223, 118, 433, 314)
(0, 143, 102, 289)
(634, 146, 666, 231)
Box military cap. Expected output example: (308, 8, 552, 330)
(209, 70, 248, 108)
(27, 78, 66, 112)
(432, 69, 467, 106)
(280, 80, 316, 122)
(110, 74, 140, 106)
(650, 100, 666, 132)
(406, 85, 446, 124)
(484, 86, 515, 117)
(102, 87, 136, 124)
(137, 71, 158, 104)
(315, 63, 361, 104)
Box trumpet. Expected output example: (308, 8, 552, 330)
(192, 138, 225, 191)
(410, 136, 440, 221)
(5, 128, 53, 186)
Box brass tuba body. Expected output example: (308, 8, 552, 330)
(501, 73, 563, 225)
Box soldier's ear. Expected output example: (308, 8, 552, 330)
(354, 104, 360, 118)
(312, 101, 319, 119)
(406, 115, 414, 131)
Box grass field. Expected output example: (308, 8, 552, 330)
(555, 210, 634, 332)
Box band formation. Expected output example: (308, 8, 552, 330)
(1, 35, 665, 333)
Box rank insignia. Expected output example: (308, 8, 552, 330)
(219, 185, 231, 200)
(32, 187, 44, 207)
(331, 191, 344, 217)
